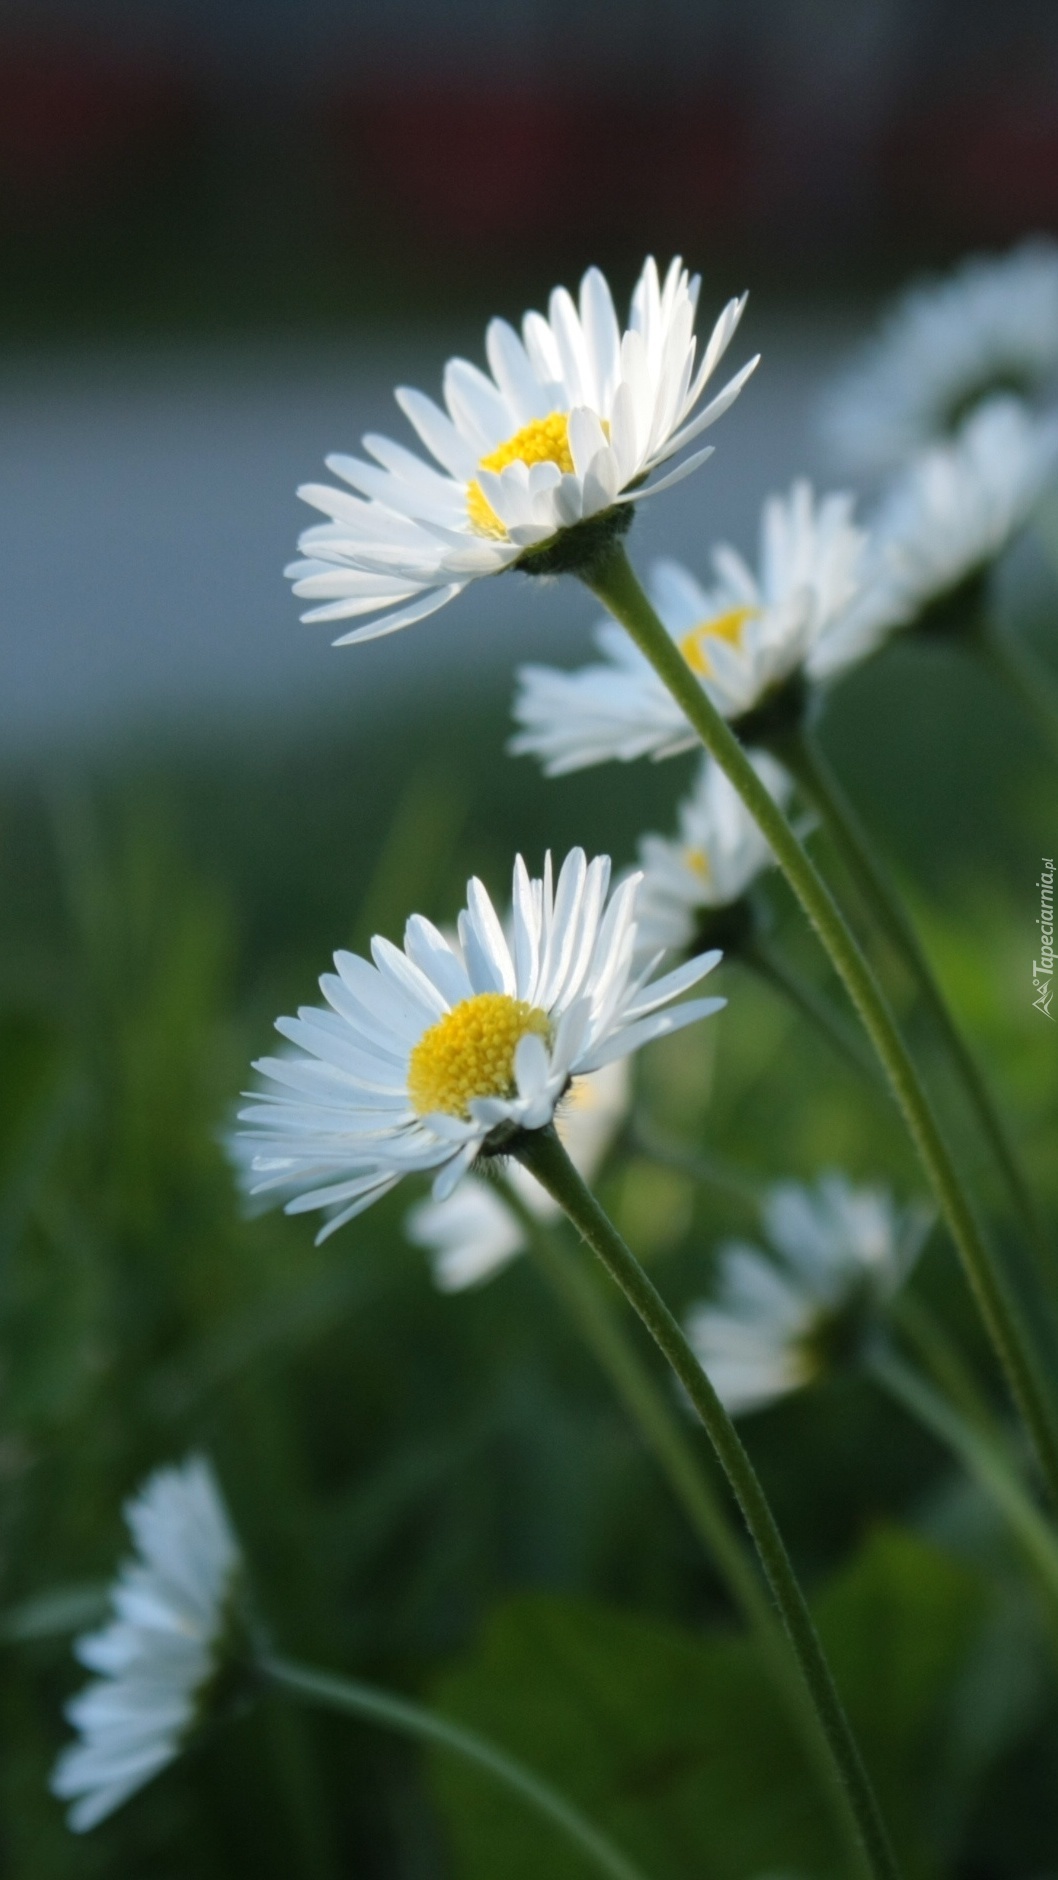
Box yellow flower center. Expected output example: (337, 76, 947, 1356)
(684, 846, 711, 881)
(407, 993, 552, 1119)
(679, 606, 757, 678)
(466, 412, 575, 538)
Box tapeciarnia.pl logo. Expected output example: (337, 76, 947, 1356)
(1033, 857, 1055, 1020)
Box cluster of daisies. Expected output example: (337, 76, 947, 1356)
(50, 241, 1058, 1833)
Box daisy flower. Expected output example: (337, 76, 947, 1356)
(685, 1175, 929, 1415)
(821, 239, 1058, 474)
(52, 1458, 243, 1832)
(406, 1059, 629, 1291)
(844, 396, 1058, 645)
(286, 257, 757, 643)
(237, 849, 724, 1239)
(634, 752, 792, 958)
(509, 481, 866, 772)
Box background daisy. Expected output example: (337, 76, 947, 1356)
(633, 753, 791, 957)
(821, 240, 1058, 474)
(846, 396, 1058, 644)
(686, 1175, 930, 1415)
(510, 481, 866, 772)
(52, 1458, 242, 1833)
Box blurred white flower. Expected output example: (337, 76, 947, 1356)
(52, 1458, 242, 1833)
(510, 482, 865, 771)
(685, 1175, 929, 1415)
(406, 1059, 629, 1291)
(286, 258, 757, 643)
(821, 240, 1058, 474)
(237, 850, 724, 1239)
(634, 752, 792, 957)
(839, 397, 1058, 653)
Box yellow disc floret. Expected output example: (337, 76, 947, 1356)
(679, 606, 758, 678)
(466, 413, 575, 538)
(684, 846, 712, 881)
(408, 993, 552, 1119)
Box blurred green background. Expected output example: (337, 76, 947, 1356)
(3, 2, 1058, 1875)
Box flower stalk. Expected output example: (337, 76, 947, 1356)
(868, 1347, 1058, 1613)
(580, 539, 1058, 1513)
(979, 623, 1058, 762)
(506, 1189, 872, 1869)
(262, 1654, 648, 1880)
(742, 934, 882, 1088)
(515, 1124, 902, 1880)
(772, 722, 1056, 1298)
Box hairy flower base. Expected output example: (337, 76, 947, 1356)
(515, 500, 635, 578)
(408, 994, 552, 1118)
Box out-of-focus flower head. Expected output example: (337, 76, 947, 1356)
(832, 396, 1058, 659)
(52, 1458, 244, 1832)
(510, 481, 868, 772)
(821, 240, 1058, 475)
(685, 1174, 930, 1415)
(633, 752, 791, 958)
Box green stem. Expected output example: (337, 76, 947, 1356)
(515, 1125, 901, 1880)
(979, 626, 1058, 762)
(743, 937, 882, 1088)
(263, 1655, 649, 1880)
(891, 1298, 1058, 1663)
(891, 1292, 998, 1431)
(780, 726, 1055, 1296)
(507, 1191, 865, 1867)
(868, 1348, 1058, 1610)
(581, 541, 1058, 1510)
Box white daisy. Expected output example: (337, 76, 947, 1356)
(237, 849, 724, 1239)
(634, 752, 792, 957)
(821, 239, 1058, 474)
(685, 1175, 929, 1415)
(286, 257, 757, 643)
(407, 1059, 629, 1291)
(841, 396, 1058, 650)
(509, 481, 865, 772)
(52, 1457, 242, 1833)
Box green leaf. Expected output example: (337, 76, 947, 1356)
(428, 1526, 988, 1879)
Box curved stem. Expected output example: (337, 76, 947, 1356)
(506, 1192, 865, 1867)
(743, 937, 882, 1088)
(781, 726, 1055, 1297)
(868, 1348, 1058, 1611)
(979, 626, 1058, 762)
(263, 1655, 649, 1880)
(516, 1125, 901, 1880)
(582, 542, 1058, 1510)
